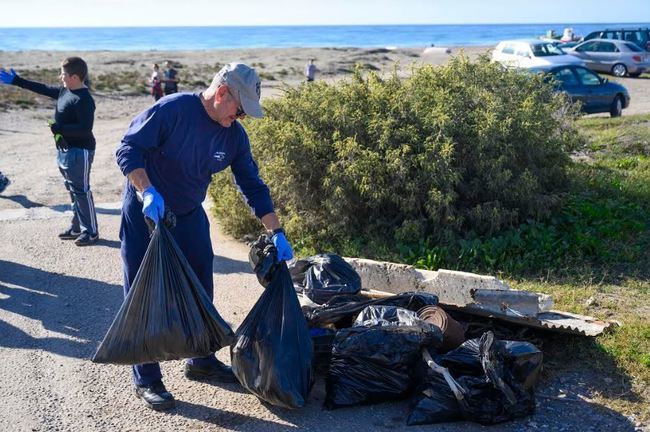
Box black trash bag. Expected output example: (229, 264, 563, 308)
(248, 234, 279, 288)
(407, 371, 462, 425)
(289, 254, 362, 304)
(407, 331, 543, 426)
(325, 305, 442, 409)
(304, 291, 439, 328)
(433, 337, 483, 377)
(436, 334, 543, 389)
(231, 260, 313, 409)
(92, 223, 235, 365)
(353, 305, 424, 327)
(310, 327, 337, 375)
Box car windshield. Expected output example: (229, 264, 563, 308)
(531, 43, 564, 57)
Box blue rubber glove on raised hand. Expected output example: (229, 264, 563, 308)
(272, 229, 294, 262)
(142, 186, 165, 226)
(0, 68, 17, 85)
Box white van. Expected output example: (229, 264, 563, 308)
(492, 39, 585, 69)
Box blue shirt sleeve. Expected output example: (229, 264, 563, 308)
(116, 103, 173, 176)
(230, 129, 274, 218)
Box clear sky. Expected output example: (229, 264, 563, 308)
(1, 0, 649, 27)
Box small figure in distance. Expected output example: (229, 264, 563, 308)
(304, 58, 317, 82)
(162, 61, 179, 96)
(150, 63, 163, 101)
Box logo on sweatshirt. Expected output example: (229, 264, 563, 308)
(213, 151, 226, 161)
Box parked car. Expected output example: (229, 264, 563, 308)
(530, 65, 630, 117)
(582, 28, 650, 51)
(567, 39, 650, 77)
(491, 39, 584, 69)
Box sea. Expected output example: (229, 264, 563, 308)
(0, 23, 649, 51)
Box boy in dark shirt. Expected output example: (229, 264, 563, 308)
(0, 57, 99, 245)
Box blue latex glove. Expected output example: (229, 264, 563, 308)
(0, 68, 16, 85)
(272, 231, 294, 262)
(142, 186, 165, 226)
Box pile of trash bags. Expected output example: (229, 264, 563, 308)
(296, 252, 544, 426)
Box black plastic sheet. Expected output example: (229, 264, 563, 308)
(92, 223, 235, 365)
(407, 331, 543, 426)
(289, 254, 361, 304)
(231, 253, 313, 409)
(303, 291, 439, 328)
(325, 305, 442, 409)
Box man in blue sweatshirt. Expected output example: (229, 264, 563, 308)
(115, 62, 294, 411)
(0, 57, 99, 246)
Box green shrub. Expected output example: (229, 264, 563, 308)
(209, 55, 583, 254)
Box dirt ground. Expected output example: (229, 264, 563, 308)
(0, 48, 648, 431)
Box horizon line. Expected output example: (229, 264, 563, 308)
(1, 21, 649, 29)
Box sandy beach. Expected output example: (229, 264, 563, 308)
(0, 47, 648, 431)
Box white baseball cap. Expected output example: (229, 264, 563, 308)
(218, 62, 263, 118)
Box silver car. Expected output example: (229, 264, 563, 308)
(567, 39, 650, 77)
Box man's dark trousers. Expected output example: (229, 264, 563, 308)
(120, 187, 218, 386)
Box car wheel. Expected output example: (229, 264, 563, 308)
(610, 95, 623, 118)
(629, 72, 641, 78)
(612, 63, 628, 77)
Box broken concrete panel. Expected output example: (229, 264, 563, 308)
(344, 258, 551, 316)
(343, 258, 423, 291)
(471, 289, 552, 317)
(423, 269, 512, 307)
